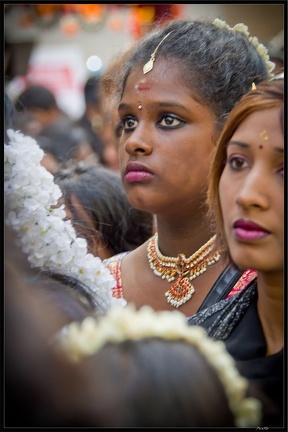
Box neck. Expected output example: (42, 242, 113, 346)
(256, 271, 284, 355)
(155, 223, 216, 258)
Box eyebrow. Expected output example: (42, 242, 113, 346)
(118, 101, 189, 112)
(227, 140, 284, 153)
(227, 140, 249, 148)
(158, 102, 189, 112)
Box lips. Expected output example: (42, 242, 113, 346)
(233, 219, 270, 240)
(124, 162, 154, 183)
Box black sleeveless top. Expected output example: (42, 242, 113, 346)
(188, 281, 284, 427)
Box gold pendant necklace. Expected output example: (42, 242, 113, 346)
(147, 233, 221, 308)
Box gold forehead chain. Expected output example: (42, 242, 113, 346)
(143, 31, 174, 75)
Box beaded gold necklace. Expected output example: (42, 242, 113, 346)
(147, 233, 221, 308)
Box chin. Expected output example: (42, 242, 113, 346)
(229, 251, 257, 272)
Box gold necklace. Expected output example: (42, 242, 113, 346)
(147, 233, 221, 308)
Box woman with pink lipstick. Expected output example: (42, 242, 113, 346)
(103, 18, 274, 317)
(189, 76, 284, 426)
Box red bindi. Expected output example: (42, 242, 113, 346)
(259, 145, 263, 149)
(138, 83, 151, 91)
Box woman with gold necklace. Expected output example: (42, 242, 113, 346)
(103, 18, 274, 317)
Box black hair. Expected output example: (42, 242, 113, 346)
(119, 19, 270, 130)
(74, 339, 235, 427)
(37, 125, 90, 163)
(84, 76, 102, 107)
(14, 85, 58, 112)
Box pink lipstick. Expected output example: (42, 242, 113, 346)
(124, 162, 154, 183)
(233, 219, 270, 241)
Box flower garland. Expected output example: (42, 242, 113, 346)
(58, 303, 262, 427)
(4, 129, 126, 311)
(213, 18, 275, 76)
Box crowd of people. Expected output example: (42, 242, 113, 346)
(13, 75, 120, 174)
(4, 15, 284, 428)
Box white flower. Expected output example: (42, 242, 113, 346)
(233, 23, 249, 37)
(266, 61, 276, 75)
(212, 18, 230, 30)
(212, 18, 275, 76)
(4, 129, 125, 311)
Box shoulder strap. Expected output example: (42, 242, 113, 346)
(197, 263, 243, 312)
(104, 252, 129, 299)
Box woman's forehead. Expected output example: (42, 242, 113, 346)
(123, 60, 196, 97)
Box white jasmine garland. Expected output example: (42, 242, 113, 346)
(212, 18, 275, 76)
(5, 129, 126, 311)
(58, 303, 262, 427)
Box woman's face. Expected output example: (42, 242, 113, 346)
(219, 106, 284, 273)
(118, 59, 217, 218)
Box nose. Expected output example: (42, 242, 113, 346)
(235, 168, 270, 210)
(124, 124, 153, 156)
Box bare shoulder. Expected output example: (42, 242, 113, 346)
(121, 240, 151, 273)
